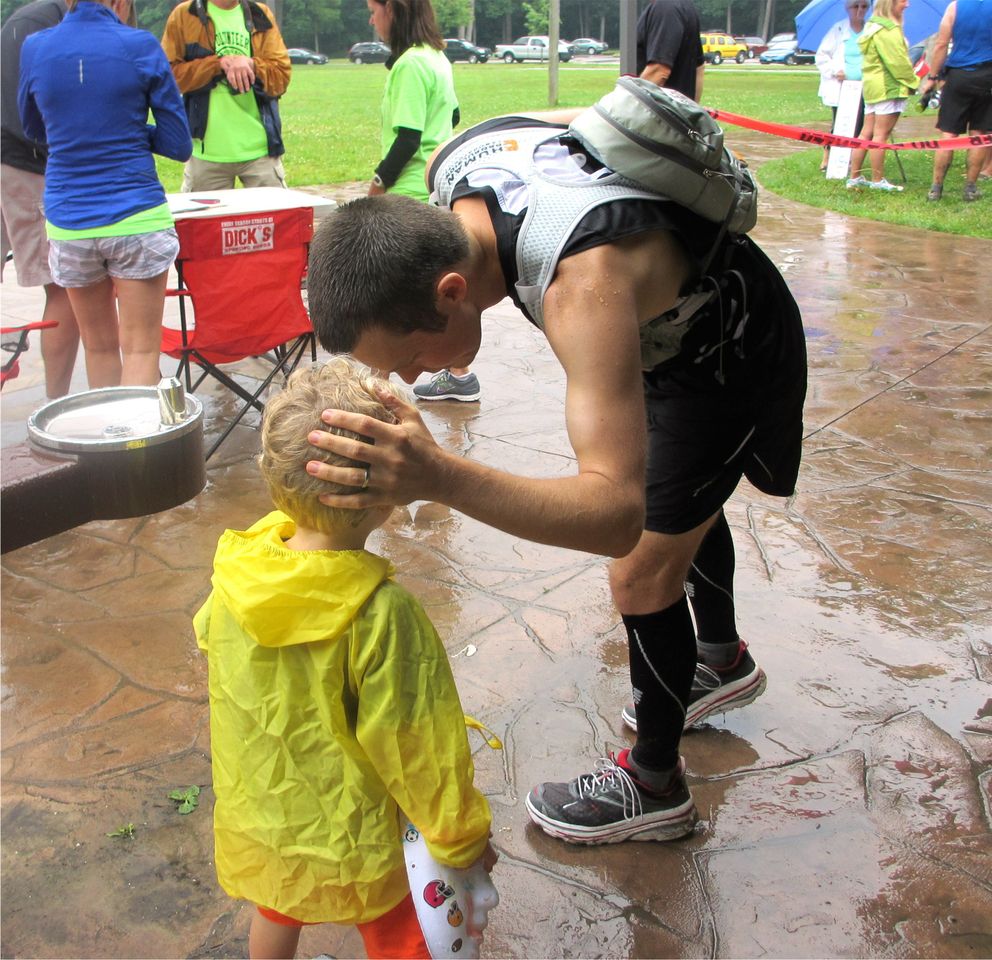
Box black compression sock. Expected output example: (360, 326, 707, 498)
(623, 596, 696, 772)
(685, 510, 739, 658)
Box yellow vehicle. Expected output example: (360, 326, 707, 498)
(700, 33, 749, 65)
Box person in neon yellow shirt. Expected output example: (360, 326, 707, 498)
(162, 0, 291, 191)
(366, 0, 481, 403)
(195, 356, 496, 959)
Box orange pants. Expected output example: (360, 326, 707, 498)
(257, 893, 430, 959)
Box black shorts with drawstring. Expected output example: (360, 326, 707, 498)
(937, 61, 992, 134)
(642, 236, 808, 535)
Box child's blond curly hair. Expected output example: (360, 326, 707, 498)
(260, 357, 405, 532)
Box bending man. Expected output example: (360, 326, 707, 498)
(305, 111, 807, 844)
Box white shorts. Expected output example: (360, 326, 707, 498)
(48, 229, 179, 287)
(1, 163, 53, 287)
(865, 98, 907, 116)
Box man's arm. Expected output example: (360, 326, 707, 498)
(161, 7, 223, 94)
(641, 61, 672, 86)
(923, 1, 954, 85)
(248, 3, 290, 98)
(308, 235, 690, 558)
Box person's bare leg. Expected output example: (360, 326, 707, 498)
(114, 272, 168, 386)
(65, 278, 122, 388)
(965, 136, 991, 184)
(40, 283, 80, 397)
(609, 516, 718, 614)
(931, 133, 957, 186)
(869, 111, 901, 183)
(248, 909, 301, 960)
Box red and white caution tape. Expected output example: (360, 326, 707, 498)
(706, 106, 992, 152)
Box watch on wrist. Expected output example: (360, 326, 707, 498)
(372, 173, 385, 188)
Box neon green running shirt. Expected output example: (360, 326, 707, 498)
(199, 1, 267, 163)
(381, 45, 458, 201)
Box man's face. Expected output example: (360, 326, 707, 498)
(351, 313, 482, 385)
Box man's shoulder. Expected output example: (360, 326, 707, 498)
(165, 0, 199, 23)
(3, 0, 66, 31)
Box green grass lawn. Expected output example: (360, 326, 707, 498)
(158, 62, 989, 239)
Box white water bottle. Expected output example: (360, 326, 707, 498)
(402, 823, 499, 959)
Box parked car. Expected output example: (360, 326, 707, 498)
(443, 38, 489, 62)
(348, 41, 390, 64)
(735, 35, 768, 59)
(494, 36, 572, 63)
(759, 39, 815, 65)
(700, 32, 749, 64)
(287, 47, 327, 64)
(569, 37, 608, 55)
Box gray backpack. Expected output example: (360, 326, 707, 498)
(569, 77, 757, 260)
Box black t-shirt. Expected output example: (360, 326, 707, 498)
(635, 0, 704, 99)
(0, 0, 66, 172)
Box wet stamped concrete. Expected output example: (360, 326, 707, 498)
(2, 128, 990, 958)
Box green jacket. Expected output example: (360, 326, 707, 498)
(858, 16, 918, 103)
(195, 511, 491, 923)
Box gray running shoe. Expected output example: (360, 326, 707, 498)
(927, 183, 943, 202)
(525, 750, 697, 844)
(413, 370, 481, 401)
(963, 182, 982, 202)
(622, 640, 766, 732)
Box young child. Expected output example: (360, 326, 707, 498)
(194, 357, 495, 960)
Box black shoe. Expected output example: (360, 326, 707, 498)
(525, 750, 697, 844)
(621, 639, 767, 732)
(927, 183, 943, 202)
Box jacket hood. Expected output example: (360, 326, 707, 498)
(861, 17, 894, 40)
(209, 511, 394, 648)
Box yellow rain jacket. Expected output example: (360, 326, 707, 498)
(194, 511, 492, 924)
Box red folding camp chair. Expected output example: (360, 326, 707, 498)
(1, 319, 59, 389)
(161, 205, 316, 459)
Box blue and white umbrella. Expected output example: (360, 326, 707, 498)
(795, 0, 951, 50)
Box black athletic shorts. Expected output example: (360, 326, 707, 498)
(642, 237, 808, 535)
(937, 61, 992, 134)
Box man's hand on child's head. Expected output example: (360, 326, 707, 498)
(307, 391, 444, 508)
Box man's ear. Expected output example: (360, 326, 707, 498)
(436, 271, 468, 309)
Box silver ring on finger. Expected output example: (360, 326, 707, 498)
(361, 466, 370, 490)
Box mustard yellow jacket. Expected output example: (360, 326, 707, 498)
(194, 511, 491, 924)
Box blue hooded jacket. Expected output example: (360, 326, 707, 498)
(18, 1, 191, 230)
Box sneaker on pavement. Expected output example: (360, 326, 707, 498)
(869, 178, 903, 192)
(413, 370, 481, 402)
(621, 639, 767, 732)
(927, 183, 943, 202)
(525, 750, 697, 844)
(963, 182, 982, 202)
(845, 176, 869, 189)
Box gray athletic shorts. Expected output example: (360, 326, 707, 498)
(48, 229, 179, 287)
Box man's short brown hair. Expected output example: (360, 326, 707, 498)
(307, 194, 470, 353)
(260, 357, 405, 532)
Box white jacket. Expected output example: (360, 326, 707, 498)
(816, 19, 853, 107)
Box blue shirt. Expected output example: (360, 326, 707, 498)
(844, 31, 863, 81)
(947, 0, 992, 69)
(18, 1, 191, 230)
